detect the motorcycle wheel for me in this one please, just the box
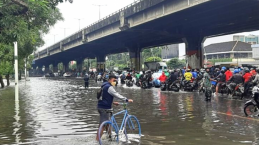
[244,104,258,117]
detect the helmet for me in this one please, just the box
[233,69,239,74]
[221,66,226,70]
[245,69,250,73]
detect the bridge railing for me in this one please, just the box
[36,0,171,57]
[36,0,143,57]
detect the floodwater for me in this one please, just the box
[0,78,259,145]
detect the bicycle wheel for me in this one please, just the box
[124,115,141,142]
[98,121,118,145]
[244,104,258,117]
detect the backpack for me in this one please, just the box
[97,87,103,100]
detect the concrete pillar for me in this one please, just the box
[63,61,70,72]
[129,48,141,71]
[183,36,206,69]
[76,59,84,73]
[97,55,106,72]
[53,62,58,73]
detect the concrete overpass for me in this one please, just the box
[33,0,259,72]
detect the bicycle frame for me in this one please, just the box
[111,109,129,133]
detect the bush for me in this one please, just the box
[145,57,162,62]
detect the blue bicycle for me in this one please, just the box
[98,103,141,145]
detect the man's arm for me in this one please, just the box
[108,86,128,101]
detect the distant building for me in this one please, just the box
[204,41,252,60]
[161,44,179,59]
[252,44,259,60]
[233,35,259,44]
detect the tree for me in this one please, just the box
[0,0,63,88]
[145,57,162,62]
[167,58,186,69]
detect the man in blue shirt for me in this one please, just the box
[96,74,133,141]
[192,69,198,79]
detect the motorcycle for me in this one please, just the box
[120,77,125,84]
[205,88,212,101]
[244,85,259,117]
[218,82,231,95]
[135,78,140,87]
[228,83,244,99]
[140,80,149,89]
[97,75,102,81]
[168,80,180,92]
[181,80,194,91]
[160,82,167,91]
[126,80,133,87]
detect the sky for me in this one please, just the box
[39,0,259,57]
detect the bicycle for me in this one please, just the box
[97,103,141,145]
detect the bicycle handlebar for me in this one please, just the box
[117,102,128,105]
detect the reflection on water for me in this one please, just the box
[0,78,259,144]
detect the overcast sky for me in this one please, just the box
[39,0,259,57]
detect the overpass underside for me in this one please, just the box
[34,0,259,71]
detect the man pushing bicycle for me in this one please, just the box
[96,74,133,141]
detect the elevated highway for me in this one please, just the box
[33,0,259,72]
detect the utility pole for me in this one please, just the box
[14,42,19,102]
[93,4,107,20]
[60,27,70,37]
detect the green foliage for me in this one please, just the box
[167,58,186,69]
[0,0,63,78]
[142,47,161,63]
[209,58,232,65]
[58,63,63,71]
[145,57,162,62]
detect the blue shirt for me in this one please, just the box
[192,72,198,79]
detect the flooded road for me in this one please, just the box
[0,77,259,145]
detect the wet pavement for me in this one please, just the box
[0,77,259,145]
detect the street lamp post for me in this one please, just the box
[74,18,84,31]
[52,34,58,43]
[93,4,107,20]
[60,27,70,37]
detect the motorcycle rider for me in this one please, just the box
[184,69,193,81]
[228,69,243,84]
[192,69,198,79]
[243,69,253,95]
[203,68,213,100]
[167,70,179,90]
[253,69,259,84]
[159,72,167,83]
[146,70,152,87]
[225,67,233,82]
[228,69,243,91]
[250,68,257,76]
[125,73,132,81]
[215,69,226,96]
